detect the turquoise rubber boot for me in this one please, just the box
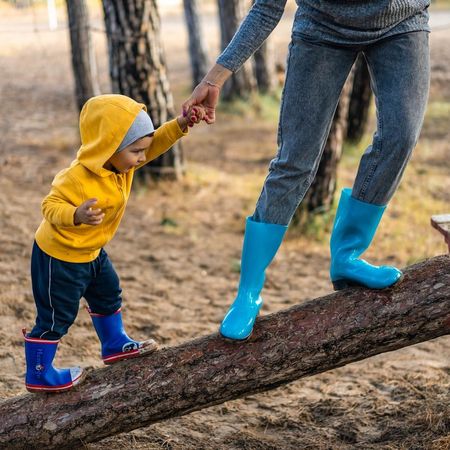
[330,188,402,290]
[220,217,287,341]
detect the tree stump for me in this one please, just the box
[431,214,450,252]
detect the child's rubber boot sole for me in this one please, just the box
[103,339,159,365]
[26,369,85,394]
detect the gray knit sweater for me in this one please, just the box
[217,0,430,72]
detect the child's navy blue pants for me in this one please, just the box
[29,241,122,340]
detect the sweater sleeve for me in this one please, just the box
[136,118,188,169]
[41,170,81,227]
[216,0,287,73]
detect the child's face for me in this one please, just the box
[105,135,153,173]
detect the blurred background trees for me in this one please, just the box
[102,0,184,180]
[183,0,209,88]
[347,54,373,143]
[66,0,100,112]
[217,0,256,101]
[4,0,375,226]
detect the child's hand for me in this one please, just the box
[177,105,206,131]
[74,198,105,226]
[186,105,205,127]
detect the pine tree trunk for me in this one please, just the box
[217,0,256,101]
[294,71,355,225]
[183,0,209,88]
[253,40,275,94]
[1,256,449,449]
[251,0,274,94]
[102,0,184,180]
[347,54,373,142]
[66,0,100,111]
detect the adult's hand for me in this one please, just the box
[182,64,232,125]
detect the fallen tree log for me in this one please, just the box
[1,255,449,449]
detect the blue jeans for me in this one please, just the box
[29,242,122,339]
[253,31,430,225]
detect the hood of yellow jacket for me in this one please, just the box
[76,94,146,177]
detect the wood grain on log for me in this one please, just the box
[1,255,449,449]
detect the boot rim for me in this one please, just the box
[23,335,60,344]
[86,306,122,317]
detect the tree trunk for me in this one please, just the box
[1,255,449,449]
[102,0,184,180]
[65,0,100,112]
[251,0,274,94]
[294,71,355,226]
[183,0,209,88]
[217,0,256,101]
[347,54,373,142]
[253,40,275,94]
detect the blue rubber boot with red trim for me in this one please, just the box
[88,309,158,364]
[23,330,83,393]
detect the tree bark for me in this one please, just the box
[253,40,275,94]
[294,71,354,225]
[251,0,274,94]
[66,0,100,111]
[1,255,449,449]
[183,0,209,88]
[217,0,256,101]
[102,0,184,180]
[346,54,373,142]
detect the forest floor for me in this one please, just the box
[0,2,449,449]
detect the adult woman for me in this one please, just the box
[183,0,430,341]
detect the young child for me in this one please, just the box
[24,94,204,393]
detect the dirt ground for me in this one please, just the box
[0,2,449,449]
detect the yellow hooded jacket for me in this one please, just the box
[35,94,187,263]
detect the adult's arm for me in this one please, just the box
[216,0,288,73]
[183,0,288,123]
